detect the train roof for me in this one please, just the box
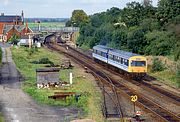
[109,48,139,59]
[93,45,110,52]
[93,45,140,59]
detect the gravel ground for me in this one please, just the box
[0,43,81,122]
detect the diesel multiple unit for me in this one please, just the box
[92,45,147,78]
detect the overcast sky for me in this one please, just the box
[0,0,158,18]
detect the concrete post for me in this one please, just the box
[70,72,73,84]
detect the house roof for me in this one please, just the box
[3,25,14,34]
[3,24,33,34]
[0,15,22,23]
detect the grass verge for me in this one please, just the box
[12,46,104,121]
[148,63,180,88]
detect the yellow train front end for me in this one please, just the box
[128,56,147,74]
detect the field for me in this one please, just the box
[11,47,104,121]
[28,22,66,28]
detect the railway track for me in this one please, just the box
[68,44,180,104]
[92,71,123,118]
[46,43,180,122]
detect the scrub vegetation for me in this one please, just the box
[12,47,104,121]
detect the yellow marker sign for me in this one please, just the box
[131,95,138,102]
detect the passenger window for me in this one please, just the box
[121,58,123,64]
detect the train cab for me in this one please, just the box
[128,56,147,73]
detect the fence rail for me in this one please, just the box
[30,27,79,32]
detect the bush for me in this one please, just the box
[31,57,54,66]
[151,58,166,72]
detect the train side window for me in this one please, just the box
[101,52,106,57]
[121,58,123,64]
[124,59,127,65]
[112,55,115,60]
[97,50,101,55]
[124,59,129,66]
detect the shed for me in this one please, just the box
[36,68,60,85]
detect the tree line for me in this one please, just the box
[66,0,180,61]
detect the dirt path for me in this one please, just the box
[0,43,81,122]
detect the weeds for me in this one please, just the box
[151,58,166,72]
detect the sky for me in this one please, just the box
[0,0,158,18]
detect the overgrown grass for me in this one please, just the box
[148,62,180,88]
[12,47,104,121]
[149,70,179,88]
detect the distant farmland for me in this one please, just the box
[28,22,66,28]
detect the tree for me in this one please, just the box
[70,10,90,26]
[127,28,147,54]
[143,0,152,7]
[157,0,180,25]
[121,2,145,26]
[145,30,176,55]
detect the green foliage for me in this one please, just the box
[31,57,55,67]
[71,1,179,59]
[8,34,19,45]
[26,46,38,56]
[157,0,180,25]
[127,28,147,54]
[70,10,90,27]
[151,58,166,72]
[145,30,177,55]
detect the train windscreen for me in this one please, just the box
[131,61,146,67]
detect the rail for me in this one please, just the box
[45,43,180,122]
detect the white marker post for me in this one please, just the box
[70,72,73,84]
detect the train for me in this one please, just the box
[92,45,147,79]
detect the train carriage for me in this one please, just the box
[92,45,109,63]
[108,49,147,74]
[92,45,147,79]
